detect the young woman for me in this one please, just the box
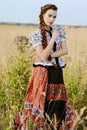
[16,4,76,130]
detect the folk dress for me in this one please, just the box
[20,27,76,130]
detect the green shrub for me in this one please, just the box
[2,53,32,129]
[64,64,87,109]
[64,64,87,129]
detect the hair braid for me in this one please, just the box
[39,4,57,60]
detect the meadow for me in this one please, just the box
[0,24,87,72]
[0,24,87,130]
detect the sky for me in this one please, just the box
[0,0,87,26]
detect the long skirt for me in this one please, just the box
[44,66,67,129]
[19,65,76,130]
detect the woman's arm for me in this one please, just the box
[35,31,60,61]
[51,42,68,58]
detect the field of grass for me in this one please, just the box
[0,24,37,73]
[0,24,87,130]
[0,24,87,87]
[0,24,87,71]
[66,26,87,68]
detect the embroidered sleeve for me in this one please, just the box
[52,27,66,44]
[59,28,66,42]
[29,29,42,48]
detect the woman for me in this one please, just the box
[18,4,76,130]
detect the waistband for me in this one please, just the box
[33,63,59,69]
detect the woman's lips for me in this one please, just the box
[49,22,53,24]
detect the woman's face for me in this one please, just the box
[43,9,57,27]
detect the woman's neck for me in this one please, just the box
[44,26,52,32]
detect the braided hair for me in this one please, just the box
[39,4,58,60]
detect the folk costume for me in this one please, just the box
[15,27,76,130]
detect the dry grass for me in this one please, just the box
[0,24,87,73]
[65,26,87,85]
[0,24,37,73]
[0,23,87,130]
[66,26,87,67]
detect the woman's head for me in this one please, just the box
[39,4,58,28]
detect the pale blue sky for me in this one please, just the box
[0,0,87,26]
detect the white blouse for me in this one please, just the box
[29,27,66,67]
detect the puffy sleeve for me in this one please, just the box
[29,29,42,48]
[59,28,66,42]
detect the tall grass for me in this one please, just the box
[0,24,87,129]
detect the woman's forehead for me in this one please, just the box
[45,9,57,16]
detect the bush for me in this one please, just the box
[1,53,32,129]
[64,64,87,109]
[64,65,87,129]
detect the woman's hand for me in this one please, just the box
[51,30,60,41]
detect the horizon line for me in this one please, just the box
[0,21,87,27]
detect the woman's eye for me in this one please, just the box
[48,14,52,17]
[53,16,56,19]
[48,14,56,19]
